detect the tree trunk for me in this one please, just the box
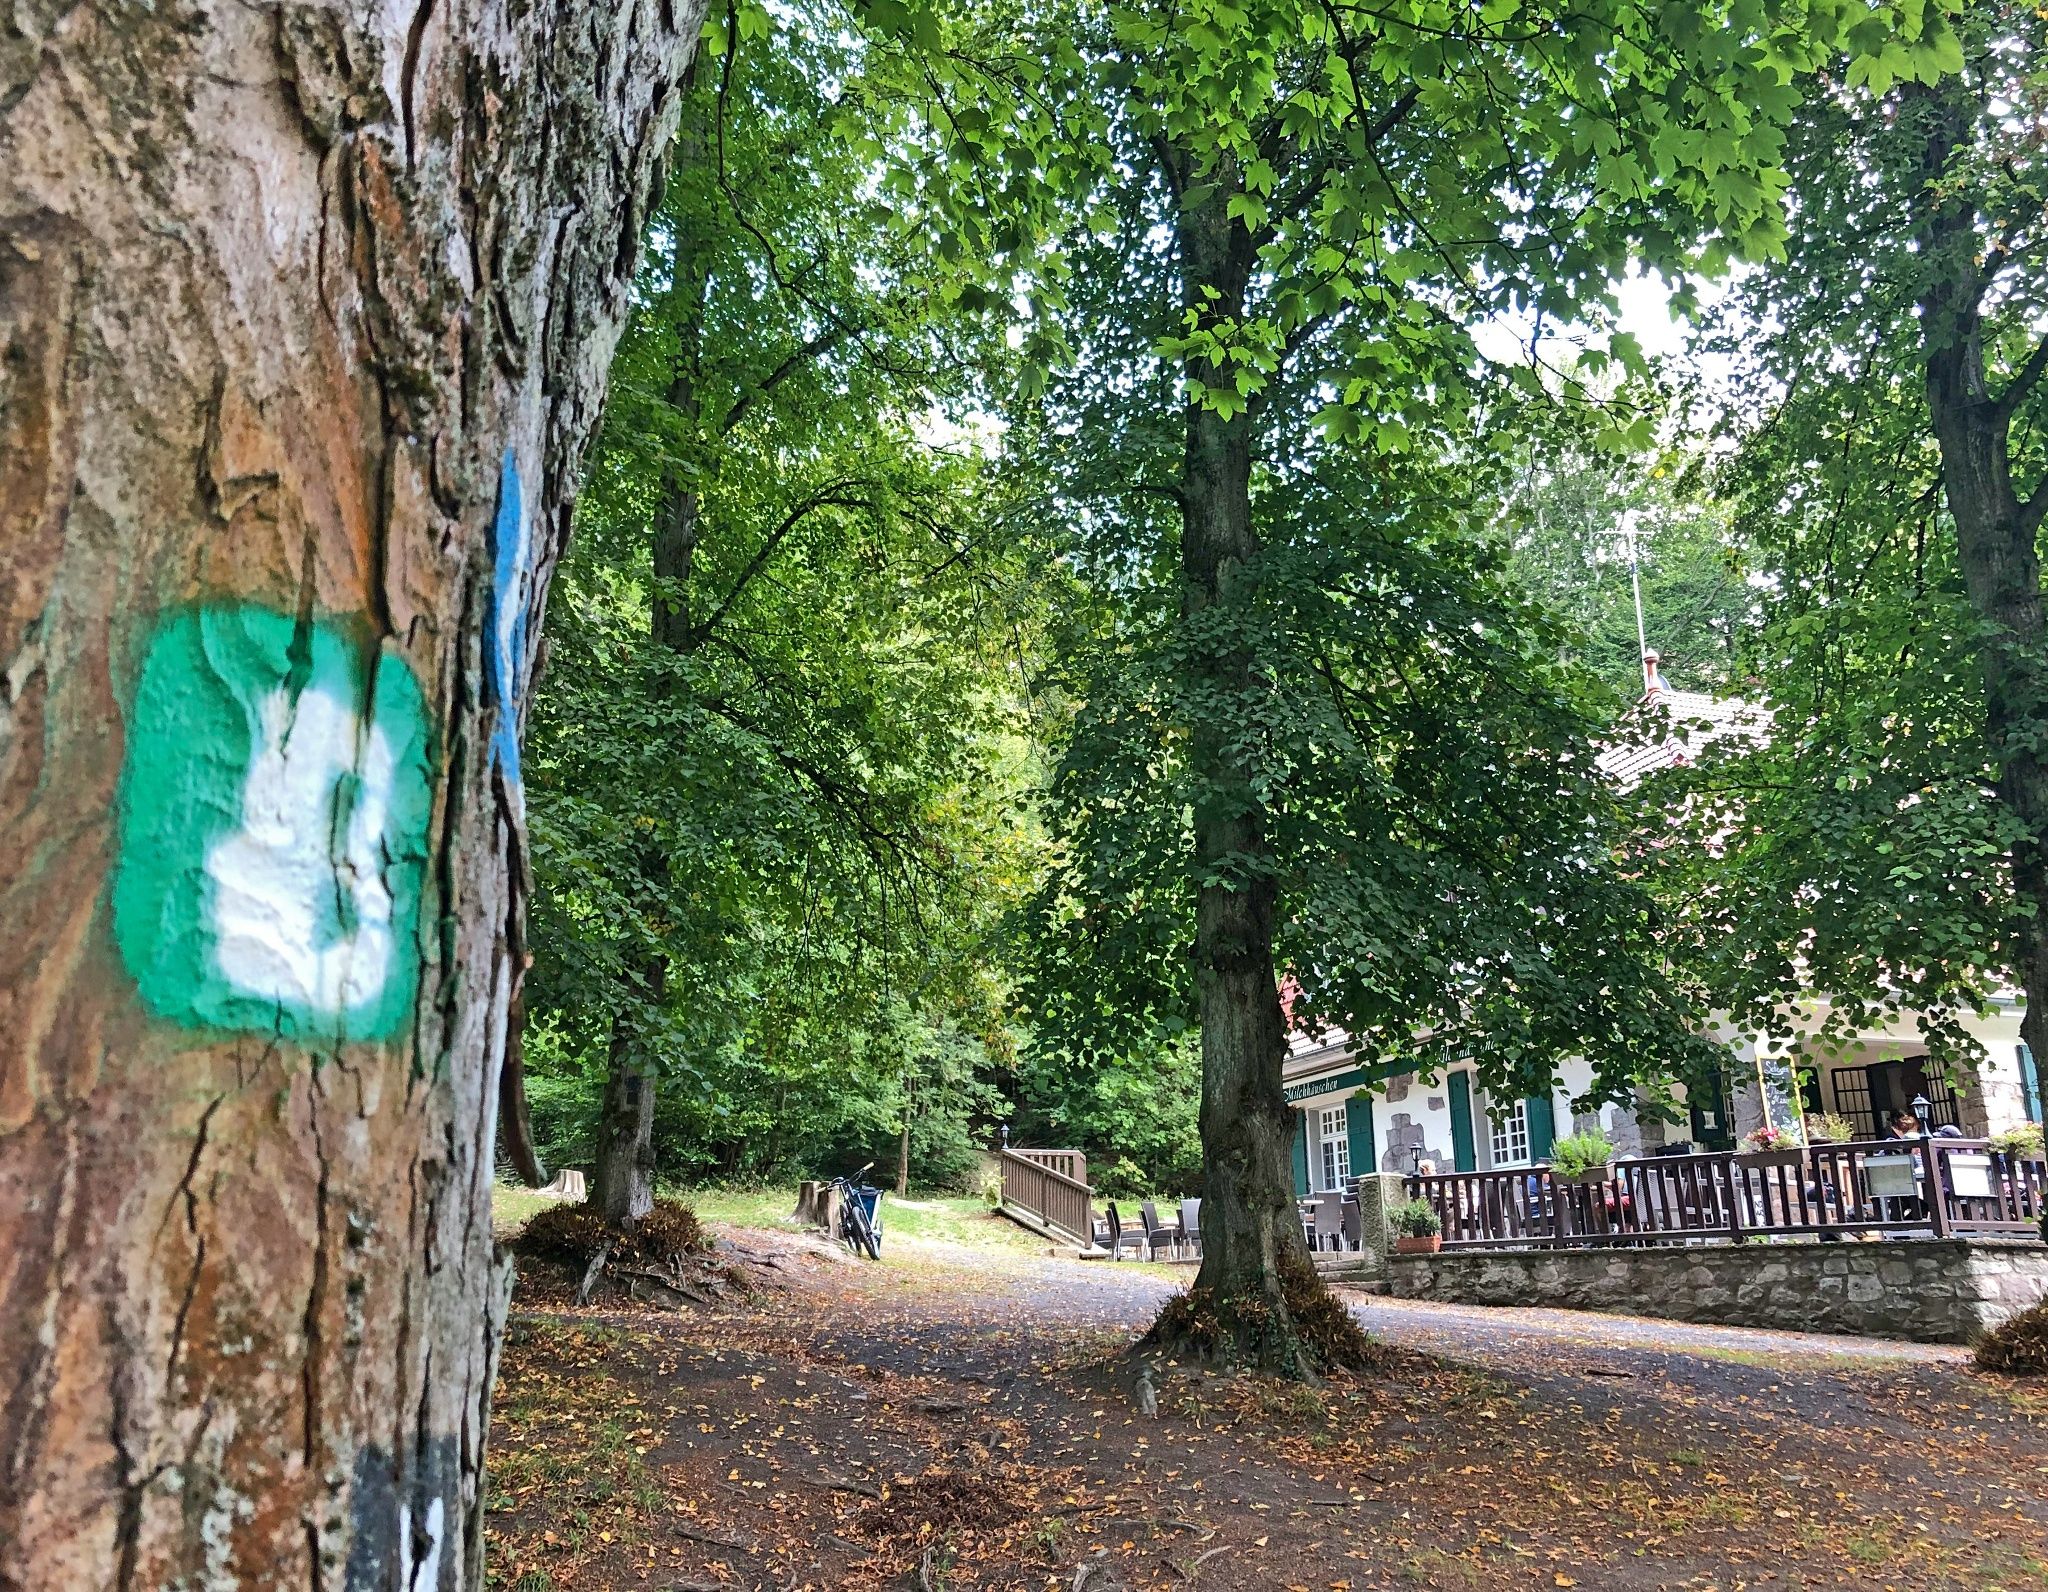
[0,0,704,1583]
[1910,79,2048,1070]
[589,132,707,1225]
[897,1090,913,1200]
[594,1002,661,1226]
[1158,159,1356,1376]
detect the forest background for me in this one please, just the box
[517,0,2042,1206]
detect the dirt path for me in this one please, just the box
[486,1220,2048,1592]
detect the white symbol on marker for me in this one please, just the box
[204,686,399,1016]
[400,1495,444,1591]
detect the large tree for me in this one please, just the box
[1667,0,2047,1066]
[0,0,701,1582]
[945,0,1953,1372]
[526,0,1049,1221]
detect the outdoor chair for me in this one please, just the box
[1102,1203,1146,1261]
[1139,1200,1179,1260]
[1309,1191,1348,1252]
[1340,1194,1363,1252]
[1176,1198,1202,1259]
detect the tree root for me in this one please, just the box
[1144,1250,1379,1378]
[573,1236,614,1306]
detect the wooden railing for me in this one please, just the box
[1407,1139,2047,1251]
[999,1147,1094,1246]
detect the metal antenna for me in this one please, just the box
[1621,508,1650,693]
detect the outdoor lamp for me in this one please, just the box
[1911,1094,1933,1135]
[1409,1147,1423,1175]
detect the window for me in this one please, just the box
[2022,1043,2041,1125]
[1318,1106,1350,1191]
[1490,1097,1530,1167]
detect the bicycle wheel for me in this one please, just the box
[846,1202,880,1260]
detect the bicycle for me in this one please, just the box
[828,1163,883,1259]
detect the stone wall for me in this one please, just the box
[1311,1173,1407,1281]
[1386,1239,2048,1343]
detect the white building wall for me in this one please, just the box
[1282,996,2039,1186]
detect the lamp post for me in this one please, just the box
[1911,1094,1933,1137]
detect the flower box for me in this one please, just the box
[1393,1234,1442,1256]
[1554,1166,1614,1186]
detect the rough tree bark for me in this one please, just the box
[1158,157,1351,1376]
[1909,76,2048,1070]
[0,0,704,1583]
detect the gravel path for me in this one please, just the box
[1346,1290,1972,1365]
[493,1223,2048,1591]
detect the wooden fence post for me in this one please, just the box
[1922,1137,1952,1238]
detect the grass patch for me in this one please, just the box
[484,1320,661,1586]
[492,1183,562,1239]
[1399,1548,1481,1587]
[676,1183,1053,1257]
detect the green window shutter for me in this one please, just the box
[1346,1092,1376,1180]
[1291,1109,1310,1198]
[1449,1072,1476,1172]
[1525,1093,1556,1162]
[2021,1044,2041,1125]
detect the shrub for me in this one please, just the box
[1992,1124,2044,1160]
[1974,1301,2048,1377]
[1387,1197,1441,1238]
[1549,1131,1614,1178]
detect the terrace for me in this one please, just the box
[1394,1134,2048,1342]
[1406,1135,2047,1249]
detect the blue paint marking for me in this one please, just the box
[484,447,529,784]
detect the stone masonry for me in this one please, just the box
[1386,1239,2048,1343]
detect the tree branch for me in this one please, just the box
[1993,332,2048,423]
[685,484,877,650]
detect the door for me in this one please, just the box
[1866,1058,1959,1132]
[1689,1066,1734,1150]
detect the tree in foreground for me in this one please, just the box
[949,0,1956,1375]
[0,0,701,1581]
[1663,0,2048,1073]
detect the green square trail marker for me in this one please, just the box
[112,606,436,1044]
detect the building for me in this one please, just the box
[1282,655,2045,1194]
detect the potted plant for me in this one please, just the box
[1804,1113,1854,1146]
[1388,1197,1443,1256]
[1736,1122,1807,1168]
[1992,1123,2044,1163]
[1549,1130,1615,1185]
